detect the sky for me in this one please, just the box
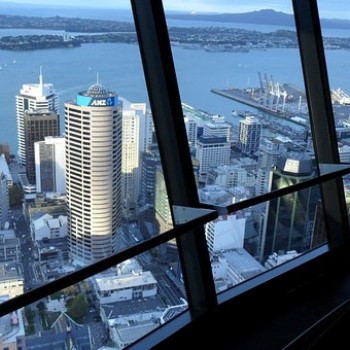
[1,0,350,19]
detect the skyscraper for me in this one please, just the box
[195,136,231,183]
[140,144,162,209]
[16,68,59,165]
[24,109,59,185]
[0,171,9,229]
[260,152,320,263]
[203,115,232,142]
[35,136,66,194]
[237,116,262,155]
[121,100,153,220]
[255,137,286,196]
[65,82,122,266]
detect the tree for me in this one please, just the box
[67,294,88,322]
[9,184,23,207]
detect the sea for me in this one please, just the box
[1,5,350,154]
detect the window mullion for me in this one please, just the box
[131,0,218,317]
[292,0,350,245]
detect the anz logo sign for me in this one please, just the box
[77,94,117,107]
[90,97,115,107]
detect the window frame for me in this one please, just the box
[1,0,350,348]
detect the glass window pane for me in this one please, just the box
[162,0,331,294]
[0,1,172,286]
[317,1,350,214]
[163,0,312,202]
[2,243,186,348]
[205,184,326,295]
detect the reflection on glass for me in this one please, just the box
[163,0,310,206]
[1,244,187,348]
[205,185,326,295]
[1,0,175,295]
[315,2,350,226]
[162,0,324,292]
[317,2,350,143]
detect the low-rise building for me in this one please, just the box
[0,230,20,263]
[0,262,24,299]
[0,296,25,350]
[95,271,157,304]
[31,213,67,241]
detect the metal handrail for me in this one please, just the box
[0,164,349,317]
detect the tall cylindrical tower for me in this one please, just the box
[65,82,122,265]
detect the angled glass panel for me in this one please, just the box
[0,243,186,349]
[163,1,312,202]
[0,1,172,290]
[203,183,326,295]
[161,0,328,291]
[317,1,350,216]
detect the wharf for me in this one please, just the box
[212,88,266,111]
[211,86,309,126]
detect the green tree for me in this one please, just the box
[9,184,23,207]
[67,294,88,322]
[63,284,79,296]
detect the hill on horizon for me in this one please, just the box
[166,9,350,30]
[1,4,350,31]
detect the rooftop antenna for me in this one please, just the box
[96,72,99,85]
[39,65,44,95]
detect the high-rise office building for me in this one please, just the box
[155,165,172,235]
[205,214,246,253]
[203,115,232,142]
[35,136,66,194]
[65,82,122,266]
[121,100,153,220]
[195,136,231,182]
[24,110,59,185]
[16,69,59,165]
[184,116,198,148]
[0,171,9,229]
[237,116,262,155]
[260,152,320,263]
[255,137,286,196]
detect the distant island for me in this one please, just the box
[166,9,350,30]
[2,9,350,31]
[1,10,350,51]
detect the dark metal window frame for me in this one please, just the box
[1,0,350,348]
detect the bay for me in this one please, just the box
[1,9,350,154]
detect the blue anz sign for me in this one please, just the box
[77,95,117,107]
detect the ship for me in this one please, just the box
[204,44,249,53]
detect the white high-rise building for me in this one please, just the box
[121,100,153,219]
[35,136,66,194]
[237,116,262,155]
[65,82,122,266]
[205,214,246,253]
[203,115,232,142]
[16,68,59,165]
[195,137,231,182]
[184,117,198,147]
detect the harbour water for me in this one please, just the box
[1,7,350,153]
